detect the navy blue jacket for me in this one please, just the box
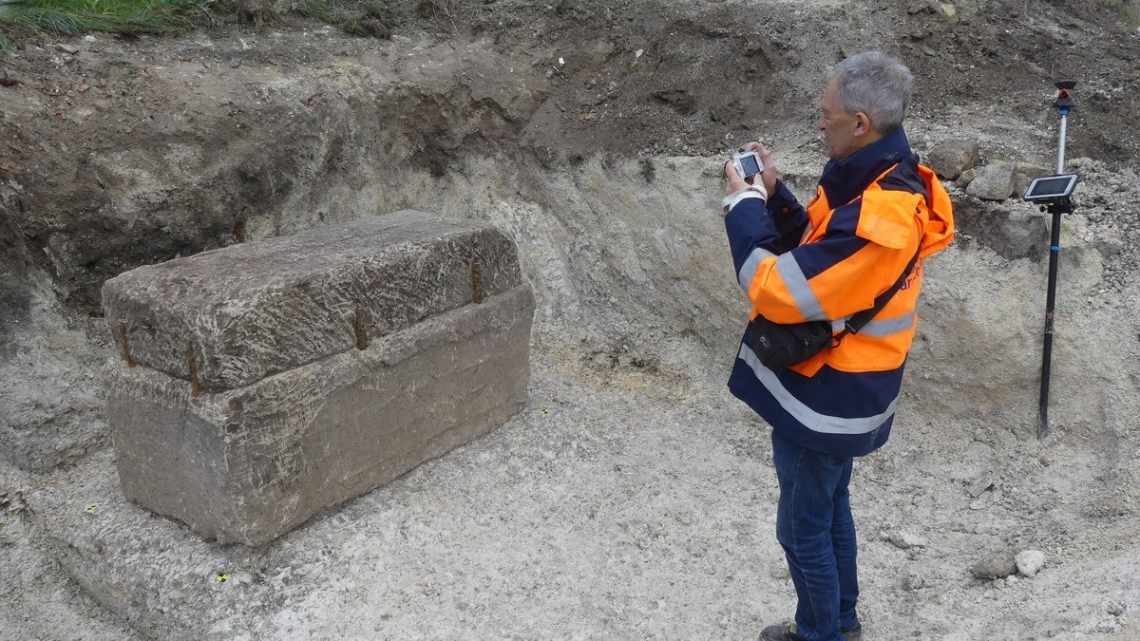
[724,128,954,457]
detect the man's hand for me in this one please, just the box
[721,157,768,217]
[741,142,780,196]
[723,159,751,195]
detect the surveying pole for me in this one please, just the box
[1030,81,1079,439]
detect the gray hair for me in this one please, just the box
[831,51,914,133]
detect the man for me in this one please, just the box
[719,51,955,641]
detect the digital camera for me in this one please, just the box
[733,151,764,183]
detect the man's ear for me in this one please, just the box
[854,111,873,136]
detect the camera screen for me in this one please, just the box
[1027,176,1076,198]
[739,155,761,177]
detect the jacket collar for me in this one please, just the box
[819,127,915,206]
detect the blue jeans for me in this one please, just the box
[772,431,860,641]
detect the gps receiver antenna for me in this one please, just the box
[1054,81,1075,173]
[1037,80,1077,439]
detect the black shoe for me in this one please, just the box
[759,622,804,641]
[759,621,862,641]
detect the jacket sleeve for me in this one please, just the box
[764,180,810,254]
[726,197,917,325]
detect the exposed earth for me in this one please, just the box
[2,1,1140,640]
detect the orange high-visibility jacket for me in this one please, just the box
[724,128,954,456]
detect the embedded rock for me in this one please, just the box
[971,552,1017,580]
[1016,550,1046,577]
[926,139,979,180]
[966,162,1016,201]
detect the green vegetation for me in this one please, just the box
[0,0,217,36]
[0,0,405,41]
[1124,2,1140,30]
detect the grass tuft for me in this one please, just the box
[0,0,211,36]
[1124,3,1140,30]
[0,0,407,45]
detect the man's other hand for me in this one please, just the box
[724,159,751,195]
[742,142,780,196]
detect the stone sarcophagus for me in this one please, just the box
[101,211,533,545]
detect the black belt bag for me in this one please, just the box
[744,250,920,370]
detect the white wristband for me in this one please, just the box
[721,184,768,215]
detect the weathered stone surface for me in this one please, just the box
[109,284,533,545]
[926,139,979,180]
[956,167,977,188]
[971,552,1017,580]
[1012,162,1053,200]
[966,162,1016,201]
[1016,549,1046,577]
[949,199,1048,262]
[103,212,534,545]
[101,210,523,392]
[884,530,929,550]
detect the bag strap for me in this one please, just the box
[838,247,921,337]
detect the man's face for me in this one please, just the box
[818,78,863,159]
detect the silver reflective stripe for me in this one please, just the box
[775,254,827,321]
[738,248,775,292]
[738,344,896,435]
[831,317,849,333]
[859,312,915,337]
